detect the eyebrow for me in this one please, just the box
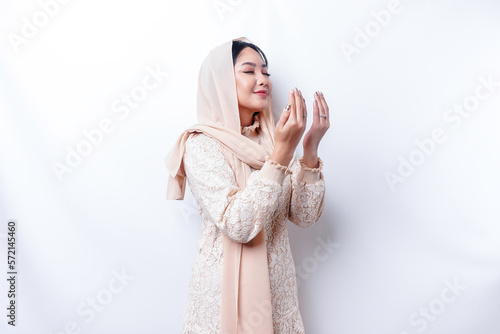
[239,62,267,68]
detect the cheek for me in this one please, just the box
[235,76,250,94]
[241,78,253,92]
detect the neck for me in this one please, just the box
[240,111,258,127]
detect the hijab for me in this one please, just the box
[164,37,275,333]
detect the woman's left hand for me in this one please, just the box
[302,91,330,168]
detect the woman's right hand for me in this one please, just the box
[270,88,307,166]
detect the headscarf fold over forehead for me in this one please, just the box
[164,37,274,333]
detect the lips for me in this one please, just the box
[254,90,268,97]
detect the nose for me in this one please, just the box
[257,72,269,86]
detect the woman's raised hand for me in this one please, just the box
[270,89,330,168]
[270,88,308,167]
[302,91,330,168]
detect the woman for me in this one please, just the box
[165,37,330,333]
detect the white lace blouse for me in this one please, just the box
[181,117,326,333]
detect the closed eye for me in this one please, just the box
[243,71,271,77]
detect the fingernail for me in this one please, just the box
[290,89,294,95]
[294,87,298,92]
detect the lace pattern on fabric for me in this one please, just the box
[182,132,326,333]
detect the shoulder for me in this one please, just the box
[184,132,228,169]
[183,133,237,184]
[184,133,226,165]
[185,132,222,154]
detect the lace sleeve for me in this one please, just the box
[287,156,326,228]
[183,133,286,243]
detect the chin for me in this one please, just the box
[253,101,269,111]
[241,98,269,113]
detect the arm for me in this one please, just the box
[183,133,287,243]
[288,155,326,228]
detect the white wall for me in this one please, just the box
[1,0,499,333]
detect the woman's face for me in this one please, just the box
[233,47,272,120]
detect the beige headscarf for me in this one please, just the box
[164,37,275,333]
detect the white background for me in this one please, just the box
[1,0,499,333]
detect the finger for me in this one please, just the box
[299,89,306,115]
[318,91,329,119]
[287,88,297,124]
[301,94,307,129]
[278,103,292,128]
[295,88,304,126]
[316,92,325,119]
[302,92,307,121]
[313,91,320,124]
